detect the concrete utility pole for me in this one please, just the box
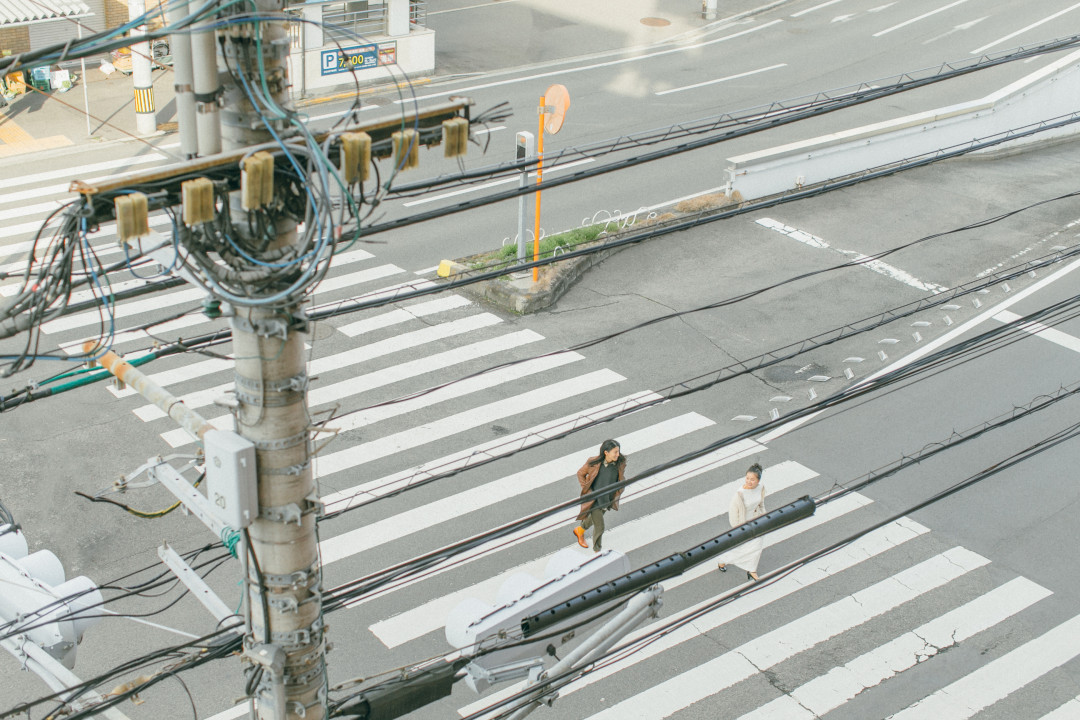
[127,0,156,136]
[216,3,326,719]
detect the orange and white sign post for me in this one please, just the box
[532,84,570,282]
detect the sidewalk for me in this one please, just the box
[0,0,780,159]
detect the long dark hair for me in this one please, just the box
[589,438,626,467]
[747,462,763,480]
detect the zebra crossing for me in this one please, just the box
[2,154,1078,720]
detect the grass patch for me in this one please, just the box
[496,221,618,263]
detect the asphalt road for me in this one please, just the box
[2,1,1080,719]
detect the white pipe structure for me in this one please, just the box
[190,12,221,156]
[506,586,665,720]
[127,0,157,136]
[166,0,198,157]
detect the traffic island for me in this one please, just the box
[437,191,742,314]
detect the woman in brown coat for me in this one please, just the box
[572,439,627,552]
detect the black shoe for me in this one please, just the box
[747,571,759,581]
[717,563,727,573]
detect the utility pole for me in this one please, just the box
[127,0,156,136]
[216,2,326,719]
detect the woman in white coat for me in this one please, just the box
[717,463,766,581]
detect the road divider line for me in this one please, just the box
[656,63,786,96]
[396,20,783,104]
[758,245,1080,443]
[970,2,1080,55]
[994,310,1080,354]
[872,0,971,37]
[791,0,843,17]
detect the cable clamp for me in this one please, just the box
[270,617,323,650]
[267,595,299,613]
[231,315,290,341]
[260,460,310,477]
[262,563,320,590]
[249,429,309,451]
[257,496,319,525]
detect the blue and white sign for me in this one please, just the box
[320,44,378,76]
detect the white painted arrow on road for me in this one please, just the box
[924,17,985,44]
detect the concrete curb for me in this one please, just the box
[438,192,742,315]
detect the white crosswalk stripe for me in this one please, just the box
[5,162,1076,720]
[582,548,991,720]
[740,577,1053,719]
[372,460,825,648]
[344,439,767,612]
[888,613,1080,719]
[459,517,933,717]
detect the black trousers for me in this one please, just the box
[581,507,607,551]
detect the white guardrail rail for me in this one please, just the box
[726,48,1080,201]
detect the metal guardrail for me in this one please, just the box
[287,0,426,49]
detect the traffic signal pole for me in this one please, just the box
[215,3,326,719]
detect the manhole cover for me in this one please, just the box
[640,17,671,27]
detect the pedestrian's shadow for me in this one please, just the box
[0,89,47,124]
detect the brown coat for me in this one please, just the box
[576,456,625,521]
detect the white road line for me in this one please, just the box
[1042,695,1080,719]
[472,125,506,136]
[414,265,440,275]
[0,153,165,192]
[970,2,1080,55]
[791,0,843,17]
[305,105,379,122]
[401,158,595,207]
[61,313,217,356]
[312,263,403,293]
[584,548,989,720]
[397,21,784,104]
[309,278,436,312]
[42,286,209,336]
[756,218,948,292]
[427,0,525,15]
[318,412,712,564]
[1,276,150,300]
[314,368,628,478]
[135,328,537,421]
[320,390,663,512]
[872,0,971,37]
[741,577,1052,719]
[201,704,247,720]
[1,213,171,252]
[889,613,1080,719]
[328,351,584,434]
[127,309,500,403]
[655,63,787,96]
[758,253,1080,443]
[158,313,505,443]
[0,199,75,222]
[348,440,764,611]
[337,295,470,336]
[994,310,1080,354]
[373,460,822,648]
[459,517,931,717]
[329,248,374,266]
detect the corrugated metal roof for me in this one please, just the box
[0,0,91,26]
